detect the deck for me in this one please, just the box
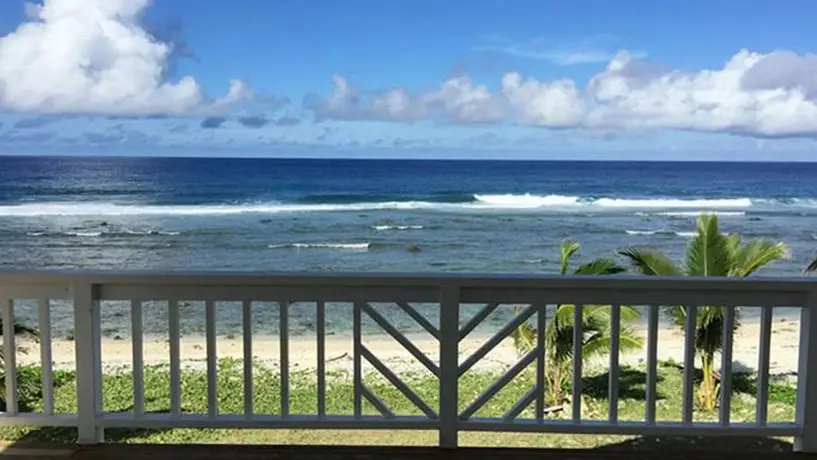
[0,440,812,460]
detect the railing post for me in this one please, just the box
[74,282,103,444]
[438,285,459,449]
[795,292,817,452]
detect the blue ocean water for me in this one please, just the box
[1,156,816,276]
[2,156,815,336]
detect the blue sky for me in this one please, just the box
[1,0,817,159]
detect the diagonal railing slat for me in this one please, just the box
[360,345,438,419]
[503,388,537,422]
[459,303,499,341]
[361,386,395,419]
[460,349,538,420]
[361,302,440,377]
[458,304,538,377]
[395,301,440,340]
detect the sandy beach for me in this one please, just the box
[16,318,801,376]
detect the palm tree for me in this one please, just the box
[618,214,788,410]
[512,241,643,406]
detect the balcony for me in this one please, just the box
[0,271,815,458]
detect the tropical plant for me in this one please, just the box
[512,241,643,406]
[805,256,817,274]
[618,214,788,410]
[0,318,39,409]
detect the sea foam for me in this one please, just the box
[0,195,810,216]
[269,243,371,250]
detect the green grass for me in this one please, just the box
[0,359,798,450]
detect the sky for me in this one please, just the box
[1,0,817,160]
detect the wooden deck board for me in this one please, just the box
[64,445,816,460]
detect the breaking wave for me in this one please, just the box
[268,243,371,250]
[1,195,815,216]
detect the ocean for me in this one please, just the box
[0,156,814,337]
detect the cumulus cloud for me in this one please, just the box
[309,49,817,137]
[306,75,504,123]
[0,0,251,116]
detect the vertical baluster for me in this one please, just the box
[608,304,621,423]
[242,300,253,418]
[535,304,546,422]
[3,299,17,415]
[756,305,773,425]
[645,305,659,424]
[279,300,289,418]
[168,300,181,418]
[438,287,460,448]
[205,300,217,418]
[131,299,144,417]
[719,305,736,426]
[38,298,54,415]
[572,304,584,423]
[316,301,326,418]
[353,301,362,418]
[682,305,698,424]
[74,283,102,444]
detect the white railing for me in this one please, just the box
[0,272,816,451]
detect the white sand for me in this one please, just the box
[16,318,801,376]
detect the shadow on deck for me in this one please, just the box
[1,437,813,460]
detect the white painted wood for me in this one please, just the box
[73,283,102,444]
[361,386,394,419]
[458,304,537,376]
[795,292,817,452]
[535,304,546,422]
[2,298,17,416]
[572,304,584,423]
[396,301,439,340]
[609,304,620,423]
[205,300,217,418]
[683,305,698,425]
[361,302,439,377]
[360,345,436,419]
[460,349,537,420]
[756,304,773,426]
[37,298,54,416]
[168,299,181,419]
[131,299,144,417]
[719,305,735,426]
[241,300,253,418]
[316,301,326,418]
[0,272,815,447]
[503,388,536,422]
[645,304,659,424]
[438,285,460,449]
[353,301,362,419]
[279,300,289,418]
[459,303,498,340]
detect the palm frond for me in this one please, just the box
[560,240,581,275]
[574,258,627,276]
[685,215,731,277]
[731,239,788,277]
[617,247,682,276]
[807,255,817,274]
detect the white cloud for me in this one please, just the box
[478,35,646,66]
[309,75,503,123]
[0,0,249,116]
[312,49,817,138]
